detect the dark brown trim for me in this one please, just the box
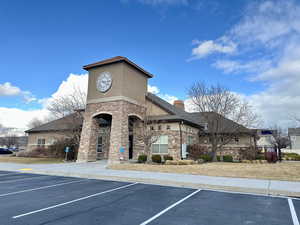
[83,56,153,78]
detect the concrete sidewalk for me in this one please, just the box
[0,161,299,197]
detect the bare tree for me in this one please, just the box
[46,86,86,152]
[27,117,47,129]
[188,82,259,161]
[136,118,160,161]
[47,85,86,119]
[1,134,18,148]
[270,126,290,161]
[133,105,160,161]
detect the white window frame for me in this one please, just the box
[37,138,46,147]
[151,135,169,154]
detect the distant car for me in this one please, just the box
[0,148,13,154]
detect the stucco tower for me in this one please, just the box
[77,56,153,164]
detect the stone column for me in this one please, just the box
[77,113,98,162]
[108,105,129,164]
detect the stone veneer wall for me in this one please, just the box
[77,100,145,164]
[197,144,255,160]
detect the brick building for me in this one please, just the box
[25,56,256,164]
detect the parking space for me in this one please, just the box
[0,171,299,225]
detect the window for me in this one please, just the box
[158,125,161,130]
[152,135,168,154]
[150,126,154,130]
[97,136,103,153]
[37,138,45,147]
[166,125,171,130]
[187,135,194,145]
[235,137,239,143]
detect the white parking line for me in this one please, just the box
[0,173,18,177]
[0,175,46,184]
[140,189,201,225]
[13,182,138,219]
[0,180,86,197]
[288,198,300,225]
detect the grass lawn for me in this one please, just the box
[0,156,63,164]
[110,162,300,182]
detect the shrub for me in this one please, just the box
[165,160,178,165]
[223,155,233,162]
[165,160,194,165]
[199,154,212,162]
[283,153,299,158]
[17,147,52,158]
[216,156,221,162]
[239,146,259,160]
[138,154,147,163]
[178,160,195,165]
[293,155,300,161]
[256,154,265,160]
[163,155,173,161]
[47,139,78,160]
[187,144,209,160]
[152,155,162,163]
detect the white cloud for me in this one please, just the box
[191,0,300,128]
[213,59,272,74]
[0,82,21,96]
[191,39,236,59]
[159,94,177,104]
[148,84,177,103]
[0,82,37,104]
[41,73,88,108]
[147,84,160,95]
[0,73,88,131]
[0,107,49,131]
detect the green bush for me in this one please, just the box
[294,155,300,161]
[199,154,212,162]
[216,156,221,162]
[152,155,162,163]
[138,154,147,163]
[284,153,299,158]
[256,154,265,160]
[223,155,233,162]
[163,155,173,161]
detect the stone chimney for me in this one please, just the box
[173,100,185,111]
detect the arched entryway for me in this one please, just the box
[93,113,112,160]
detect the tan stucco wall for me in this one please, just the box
[26,131,70,151]
[87,62,148,106]
[146,99,170,116]
[123,63,148,105]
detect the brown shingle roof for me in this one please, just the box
[83,56,154,78]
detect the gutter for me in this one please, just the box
[179,121,183,160]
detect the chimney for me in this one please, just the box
[173,100,185,111]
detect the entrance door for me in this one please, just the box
[96,136,103,160]
[129,135,133,159]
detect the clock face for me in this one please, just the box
[96,72,112,93]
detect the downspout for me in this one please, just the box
[179,121,183,160]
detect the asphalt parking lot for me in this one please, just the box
[0,170,299,225]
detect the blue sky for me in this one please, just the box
[1,0,300,130]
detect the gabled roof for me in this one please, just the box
[26,93,252,134]
[25,113,82,133]
[189,112,252,134]
[146,93,204,128]
[83,56,154,78]
[288,128,300,136]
